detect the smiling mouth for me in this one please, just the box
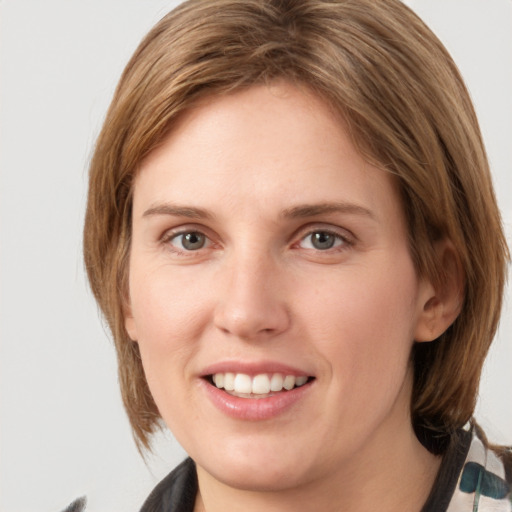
[205,372,315,399]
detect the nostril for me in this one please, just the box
[212,287,291,340]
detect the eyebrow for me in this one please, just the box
[281,202,375,220]
[142,203,214,220]
[142,201,375,221]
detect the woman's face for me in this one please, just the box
[126,83,434,491]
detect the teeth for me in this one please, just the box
[213,373,224,388]
[270,373,283,392]
[223,372,235,391]
[210,372,309,395]
[234,373,252,394]
[295,375,308,386]
[252,374,271,394]
[283,375,295,390]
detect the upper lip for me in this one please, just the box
[200,360,313,378]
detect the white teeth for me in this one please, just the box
[211,372,309,395]
[270,373,284,392]
[213,373,224,388]
[295,375,308,387]
[252,374,271,394]
[283,375,296,390]
[223,372,235,391]
[234,373,252,394]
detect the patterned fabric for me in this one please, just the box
[447,429,511,511]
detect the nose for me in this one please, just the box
[213,250,290,341]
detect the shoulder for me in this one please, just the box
[139,457,198,512]
[446,426,511,511]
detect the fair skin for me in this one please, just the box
[125,82,455,512]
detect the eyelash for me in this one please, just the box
[296,229,353,252]
[160,226,354,256]
[161,229,213,255]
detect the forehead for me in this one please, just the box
[133,82,402,224]
[140,82,347,170]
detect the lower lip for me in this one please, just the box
[200,379,313,421]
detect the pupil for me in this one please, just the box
[183,232,205,250]
[312,232,334,250]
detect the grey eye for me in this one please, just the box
[299,231,344,251]
[310,232,336,250]
[174,232,206,250]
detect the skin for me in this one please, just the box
[125,82,449,511]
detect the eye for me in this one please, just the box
[299,230,346,250]
[169,231,209,251]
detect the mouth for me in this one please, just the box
[204,372,315,399]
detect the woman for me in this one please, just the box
[82,0,510,510]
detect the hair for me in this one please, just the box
[83,0,509,453]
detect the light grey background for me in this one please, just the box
[0,1,510,511]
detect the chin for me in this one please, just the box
[194,437,317,492]
[205,458,310,492]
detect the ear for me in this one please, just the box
[414,239,464,342]
[124,303,138,342]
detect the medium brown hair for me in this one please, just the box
[83,0,509,451]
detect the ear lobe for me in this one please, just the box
[124,306,138,342]
[414,239,464,342]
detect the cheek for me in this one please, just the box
[127,264,214,405]
[129,263,208,347]
[301,258,420,390]
[128,267,211,431]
